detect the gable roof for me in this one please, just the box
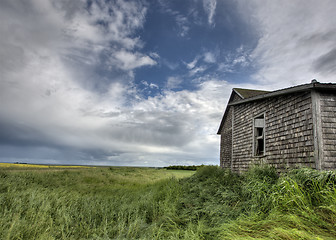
[229,81,336,106]
[216,87,270,135]
[233,88,270,99]
[217,81,336,134]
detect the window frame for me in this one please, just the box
[253,113,266,157]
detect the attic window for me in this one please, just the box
[253,114,265,156]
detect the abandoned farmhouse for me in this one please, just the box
[217,80,336,172]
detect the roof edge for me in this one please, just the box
[228,82,336,106]
[232,88,245,99]
[217,105,230,134]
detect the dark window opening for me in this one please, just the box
[254,115,265,156]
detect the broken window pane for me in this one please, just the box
[254,115,265,156]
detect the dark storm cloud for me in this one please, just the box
[312,48,336,75]
[0,119,48,147]
[300,31,336,47]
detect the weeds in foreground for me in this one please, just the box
[0,166,335,239]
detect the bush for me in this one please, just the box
[164,165,205,171]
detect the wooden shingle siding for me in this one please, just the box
[265,92,315,170]
[219,93,243,168]
[320,92,336,169]
[232,92,315,172]
[220,107,232,168]
[219,92,244,168]
[232,112,252,171]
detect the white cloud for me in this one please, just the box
[149,52,160,59]
[215,46,251,73]
[189,66,207,76]
[184,51,216,76]
[162,59,179,70]
[232,56,247,66]
[89,0,147,49]
[186,57,199,69]
[141,80,159,90]
[175,14,190,37]
[141,80,149,87]
[217,63,234,73]
[186,57,198,69]
[128,79,231,165]
[203,0,217,26]
[238,0,336,89]
[158,0,190,37]
[204,51,216,63]
[113,50,157,71]
[166,76,183,90]
[149,83,159,89]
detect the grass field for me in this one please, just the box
[0,164,335,239]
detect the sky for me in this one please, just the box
[1,0,336,167]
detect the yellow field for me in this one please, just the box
[0,162,93,169]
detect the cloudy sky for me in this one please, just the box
[1,0,336,166]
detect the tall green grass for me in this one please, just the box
[0,166,335,239]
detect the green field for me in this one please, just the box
[0,165,335,239]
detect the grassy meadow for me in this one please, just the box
[0,164,335,239]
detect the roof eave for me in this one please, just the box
[228,82,336,106]
[217,105,230,134]
[217,90,242,134]
[232,88,245,99]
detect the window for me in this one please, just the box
[253,114,265,156]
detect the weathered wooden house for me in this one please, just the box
[217,80,336,172]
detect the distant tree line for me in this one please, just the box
[164,165,205,171]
